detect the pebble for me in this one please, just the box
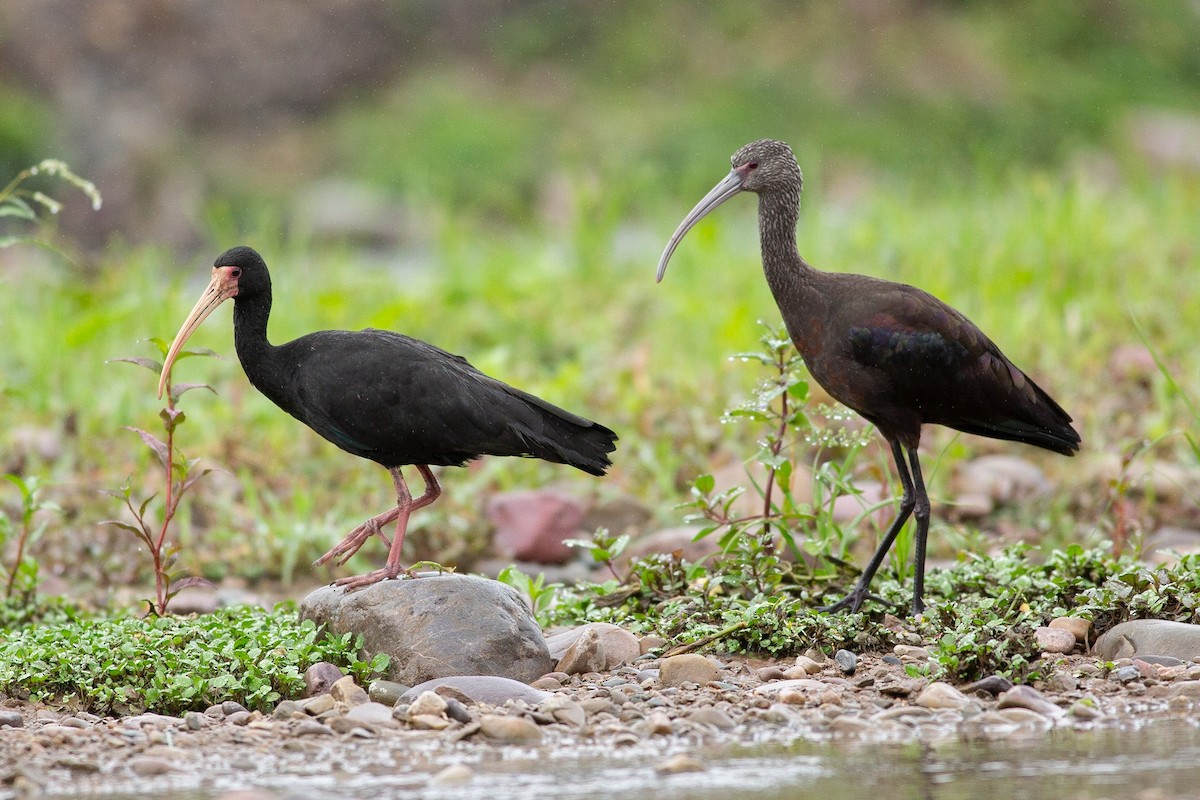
[661,654,718,688]
[1168,680,1200,698]
[301,694,336,716]
[0,711,25,728]
[445,698,472,723]
[639,635,668,655]
[184,712,205,731]
[655,754,704,774]
[410,714,451,731]
[892,645,930,661]
[834,650,857,675]
[1034,626,1077,654]
[330,676,369,707]
[271,701,304,720]
[345,702,398,728]
[407,691,448,718]
[1042,671,1078,693]
[996,707,1053,728]
[829,715,872,735]
[304,662,345,697]
[915,682,971,710]
[1114,665,1143,684]
[479,714,543,744]
[962,675,1014,696]
[293,720,334,736]
[368,680,409,706]
[646,711,673,735]
[757,666,786,681]
[793,655,824,674]
[580,697,617,716]
[997,685,1063,717]
[549,623,641,674]
[128,756,178,776]
[221,701,249,716]
[539,696,586,727]
[687,707,736,730]
[1048,616,1093,644]
[430,764,475,786]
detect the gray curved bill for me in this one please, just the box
[655,169,744,283]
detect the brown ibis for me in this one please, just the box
[159,246,617,590]
[656,139,1080,615]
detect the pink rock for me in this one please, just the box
[1034,626,1077,654]
[486,490,587,564]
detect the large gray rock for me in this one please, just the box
[300,575,554,685]
[1094,619,1200,661]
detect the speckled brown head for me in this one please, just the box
[656,139,803,282]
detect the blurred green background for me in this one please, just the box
[0,0,1198,597]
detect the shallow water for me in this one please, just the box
[94,718,1200,800]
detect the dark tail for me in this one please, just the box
[522,417,618,476]
[958,377,1081,457]
[501,384,618,475]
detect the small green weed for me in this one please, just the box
[0,474,60,598]
[0,604,388,715]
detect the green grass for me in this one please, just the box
[0,601,387,715]
[539,543,1200,683]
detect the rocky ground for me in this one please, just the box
[3,616,1200,800]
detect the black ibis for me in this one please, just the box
[656,139,1080,615]
[158,246,617,590]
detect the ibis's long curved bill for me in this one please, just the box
[157,266,240,398]
[655,169,745,283]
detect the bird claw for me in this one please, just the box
[820,587,887,614]
[331,565,419,592]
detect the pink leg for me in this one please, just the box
[331,465,442,590]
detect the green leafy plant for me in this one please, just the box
[0,475,61,598]
[104,339,220,615]
[564,527,630,582]
[679,324,875,582]
[497,565,564,626]
[0,159,101,250]
[0,604,389,715]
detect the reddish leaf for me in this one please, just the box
[172,383,216,399]
[126,427,169,467]
[166,576,215,603]
[159,408,185,433]
[107,356,163,372]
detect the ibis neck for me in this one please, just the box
[757,188,819,298]
[232,291,281,389]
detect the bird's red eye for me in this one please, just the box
[747,162,758,170]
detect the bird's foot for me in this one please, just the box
[331,564,417,592]
[820,586,886,614]
[313,516,392,568]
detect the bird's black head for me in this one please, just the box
[213,245,270,300]
[730,139,803,194]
